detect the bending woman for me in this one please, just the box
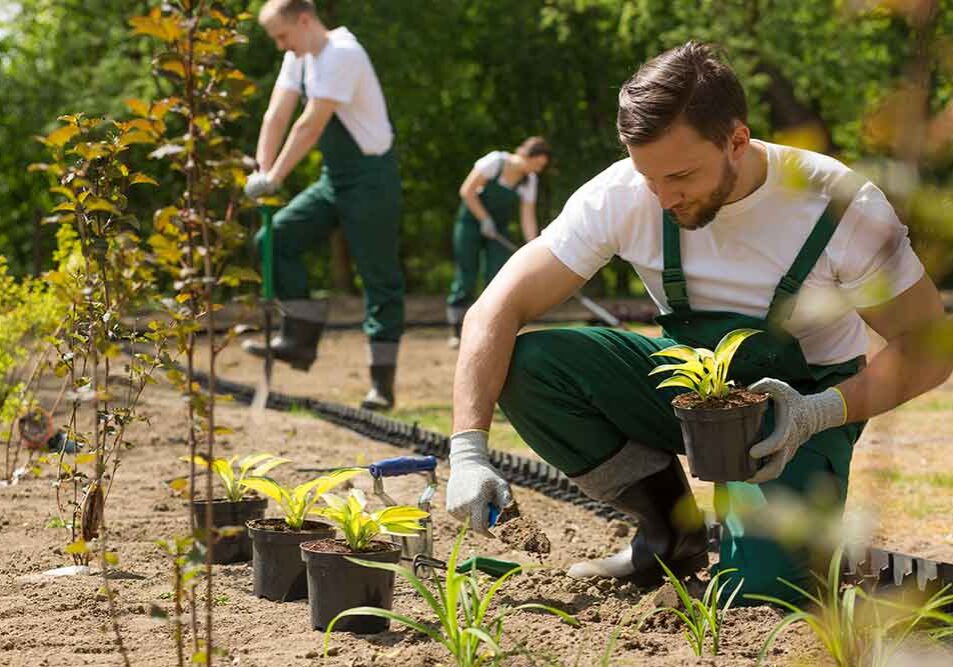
[446,136,551,347]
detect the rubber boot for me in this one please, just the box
[447,322,462,349]
[361,365,395,411]
[567,456,709,586]
[242,299,328,371]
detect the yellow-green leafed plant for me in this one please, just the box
[240,469,362,531]
[747,546,953,667]
[649,328,761,400]
[181,453,291,503]
[311,488,428,552]
[324,523,578,665]
[638,557,743,656]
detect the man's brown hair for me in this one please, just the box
[617,42,747,147]
[260,0,317,21]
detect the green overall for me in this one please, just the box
[446,160,521,322]
[498,203,866,603]
[256,115,404,343]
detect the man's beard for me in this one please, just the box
[672,158,738,230]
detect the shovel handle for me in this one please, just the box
[259,206,275,301]
[369,455,437,478]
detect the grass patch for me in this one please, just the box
[870,468,953,489]
[896,395,953,412]
[390,404,531,454]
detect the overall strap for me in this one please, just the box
[766,174,865,323]
[661,210,691,313]
[494,153,527,189]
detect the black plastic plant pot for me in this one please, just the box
[300,539,401,634]
[190,496,267,564]
[673,392,769,482]
[247,518,334,602]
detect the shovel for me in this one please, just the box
[251,206,275,412]
[491,234,622,328]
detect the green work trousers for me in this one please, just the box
[497,327,864,602]
[256,156,404,343]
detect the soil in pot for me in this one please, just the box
[672,389,769,482]
[300,538,401,634]
[190,496,267,564]
[247,518,334,602]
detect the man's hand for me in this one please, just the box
[746,378,847,484]
[244,171,277,199]
[479,216,499,240]
[445,430,512,536]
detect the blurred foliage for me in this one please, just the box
[2,0,953,292]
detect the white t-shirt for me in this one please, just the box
[274,27,393,155]
[542,140,925,365]
[474,151,538,203]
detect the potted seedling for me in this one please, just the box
[241,469,361,601]
[181,453,290,564]
[302,487,428,634]
[649,328,766,481]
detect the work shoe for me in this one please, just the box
[242,299,328,371]
[567,456,709,586]
[447,322,462,349]
[361,365,395,411]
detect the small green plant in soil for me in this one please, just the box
[180,453,289,502]
[240,469,362,531]
[649,328,761,400]
[746,546,953,667]
[311,487,428,551]
[323,523,578,665]
[638,557,743,657]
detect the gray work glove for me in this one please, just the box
[244,171,277,199]
[479,216,499,240]
[746,378,847,484]
[445,429,513,536]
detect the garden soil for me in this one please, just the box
[1,308,951,666]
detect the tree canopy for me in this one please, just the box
[2,0,951,290]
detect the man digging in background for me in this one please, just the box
[445,42,952,601]
[243,0,404,410]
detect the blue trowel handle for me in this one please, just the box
[369,456,437,478]
[488,503,500,528]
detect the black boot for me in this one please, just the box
[242,299,327,371]
[361,365,395,411]
[567,456,709,586]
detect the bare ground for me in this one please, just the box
[1,310,951,666]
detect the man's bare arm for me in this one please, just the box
[266,97,338,184]
[839,274,952,422]
[452,240,586,433]
[256,87,300,172]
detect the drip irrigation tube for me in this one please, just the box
[195,370,953,594]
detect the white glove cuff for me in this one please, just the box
[816,387,848,430]
[449,429,490,465]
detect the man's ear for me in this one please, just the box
[729,122,750,159]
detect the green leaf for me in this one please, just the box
[713,329,761,383]
[656,375,698,392]
[129,173,159,186]
[650,345,701,362]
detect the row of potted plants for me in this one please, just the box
[182,454,427,633]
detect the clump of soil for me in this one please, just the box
[672,388,768,410]
[300,538,396,555]
[495,501,551,556]
[246,517,332,533]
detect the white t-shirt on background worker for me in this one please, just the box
[275,26,393,155]
[542,140,924,366]
[473,151,539,203]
